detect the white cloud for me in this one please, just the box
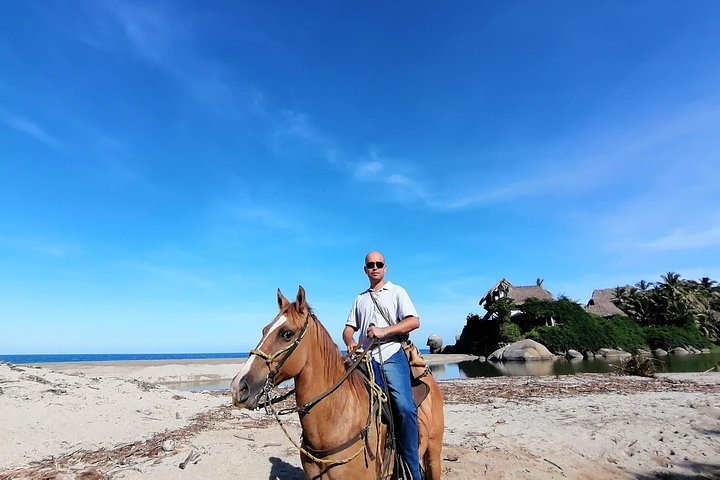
[643,225,720,251]
[355,161,383,178]
[1,111,60,148]
[0,236,70,258]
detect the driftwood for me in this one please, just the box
[178,449,201,470]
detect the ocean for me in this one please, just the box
[0,352,249,364]
[0,350,432,365]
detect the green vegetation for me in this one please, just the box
[499,322,522,343]
[613,273,720,342]
[643,325,711,350]
[458,272,719,356]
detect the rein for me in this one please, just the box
[252,312,388,467]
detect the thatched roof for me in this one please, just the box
[479,278,554,308]
[585,288,627,317]
[508,285,554,304]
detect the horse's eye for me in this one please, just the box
[280,330,295,341]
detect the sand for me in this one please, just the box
[1,358,718,479]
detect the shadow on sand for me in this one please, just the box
[631,459,719,479]
[269,456,304,479]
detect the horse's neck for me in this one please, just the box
[293,329,369,444]
[293,335,354,406]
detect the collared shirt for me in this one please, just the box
[346,281,418,362]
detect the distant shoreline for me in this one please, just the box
[28,353,478,370]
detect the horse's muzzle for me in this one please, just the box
[230,374,249,408]
[231,373,265,409]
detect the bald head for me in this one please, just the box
[365,251,385,264]
[364,251,387,288]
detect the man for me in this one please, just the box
[344,251,421,480]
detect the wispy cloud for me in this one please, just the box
[428,98,720,211]
[1,111,60,148]
[355,161,383,178]
[217,189,306,235]
[0,236,70,258]
[121,261,216,290]
[643,224,720,251]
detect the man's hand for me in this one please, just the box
[367,324,388,340]
[346,341,358,353]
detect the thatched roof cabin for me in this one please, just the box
[479,278,554,310]
[584,288,627,317]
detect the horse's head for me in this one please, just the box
[231,285,313,409]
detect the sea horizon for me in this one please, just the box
[1,349,432,365]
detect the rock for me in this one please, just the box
[476,356,486,362]
[686,346,701,354]
[598,348,632,358]
[701,348,711,354]
[669,347,689,355]
[566,349,583,359]
[162,439,175,452]
[488,339,554,362]
[653,348,668,356]
[426,335,444,354]
[585,351,595,358]
[635,349,652,356]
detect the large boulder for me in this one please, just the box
[670,347,690,355]
[426,335,444,354]
[488,339,555,362]
[653,348,668,356]
[566,349,583,359]
[597,348,631,359]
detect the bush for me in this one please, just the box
[516,297,588,333]
[526,326,573,353]
[526,313,647,353]
[599,315,648,352]
[644,325,712,350]
[500,322,522,343]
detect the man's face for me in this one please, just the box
[364,254,386,282]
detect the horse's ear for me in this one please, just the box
[296,285,307,314]
[277,289,289,310]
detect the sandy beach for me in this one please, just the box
[1,358,718,479]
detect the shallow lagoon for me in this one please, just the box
[173,352,719,391]
[431,351,720,379]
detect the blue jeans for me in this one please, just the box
[381,348,421,480]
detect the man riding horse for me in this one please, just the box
[344,251,422,480]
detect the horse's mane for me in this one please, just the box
[286,302,367,393]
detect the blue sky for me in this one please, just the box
[2,1,720,354]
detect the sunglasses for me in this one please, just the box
[365,262,385,269]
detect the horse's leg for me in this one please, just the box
[417,380,444,480]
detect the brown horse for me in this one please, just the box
[231,286,444,479]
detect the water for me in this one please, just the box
[430,352,720,379]
[0,352,248,364]
[4,351,716,392]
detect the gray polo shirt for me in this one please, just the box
[345,281,418,362]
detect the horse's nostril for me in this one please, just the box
[231,378,250,406]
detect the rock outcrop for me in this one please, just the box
[426,335,444,354]
[488,339,555,362]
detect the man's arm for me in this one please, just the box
[367,315,419,340]
[343,325,358,352]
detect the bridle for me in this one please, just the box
[249,313,311,397]
[247,309,388,468]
